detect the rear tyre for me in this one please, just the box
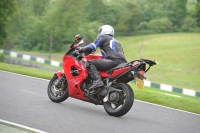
[47,75,68,103]
[103,82,134,117]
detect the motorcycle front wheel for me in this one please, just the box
[103,82,134,117]
[47,75,68,103]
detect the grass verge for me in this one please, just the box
[130,83,200,114]
[0,62,54,80]
[0,62,200,114]
[0,122,35,133]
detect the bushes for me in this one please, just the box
[0,54,5,62]
[137,18,173,34]
[137,16,200,35]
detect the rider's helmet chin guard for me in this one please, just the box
[98,25,115,37]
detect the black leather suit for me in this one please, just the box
[82,34,127,91]
[84,34,127,71]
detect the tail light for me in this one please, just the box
[132,70,146,80]
[139,70,145,76]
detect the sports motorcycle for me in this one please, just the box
[47,34,156,117]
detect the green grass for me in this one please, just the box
[0,62,54,80]
[0,62,200,114]
[0,122,36,133]
[130,83,200,114]
[187,0,196,12]
[117,33,200,91]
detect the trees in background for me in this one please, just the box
[2,0,200,52]
[0,0,16,47]
[196,1,200,26]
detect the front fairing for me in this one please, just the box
[62,55,88,97]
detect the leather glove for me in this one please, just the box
[76,47,84,53]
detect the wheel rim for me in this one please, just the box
[108,87,126,111]
[49,78,67,99]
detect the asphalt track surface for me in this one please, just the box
[0,70,200,133]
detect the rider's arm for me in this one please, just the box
[82,36,103,54]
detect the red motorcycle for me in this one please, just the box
[47,35,156,117]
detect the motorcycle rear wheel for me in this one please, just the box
[47,75,68,103]
[103,82,134,117]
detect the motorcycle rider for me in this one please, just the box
[79,25,127,92]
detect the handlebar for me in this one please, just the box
[73,48,86,60]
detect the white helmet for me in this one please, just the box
[98,25,114,37]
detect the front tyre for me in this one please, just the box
[103,82,134,117]
[47,75,68,103]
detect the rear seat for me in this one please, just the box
[106,63,128,74]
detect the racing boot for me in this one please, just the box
[87,63,104,92]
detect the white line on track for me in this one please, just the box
[0,119,48,133]
[135,100,200,116]
[1,70,200,116]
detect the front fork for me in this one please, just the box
[55,71,66,89]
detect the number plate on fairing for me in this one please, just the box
[135,78,144,90]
